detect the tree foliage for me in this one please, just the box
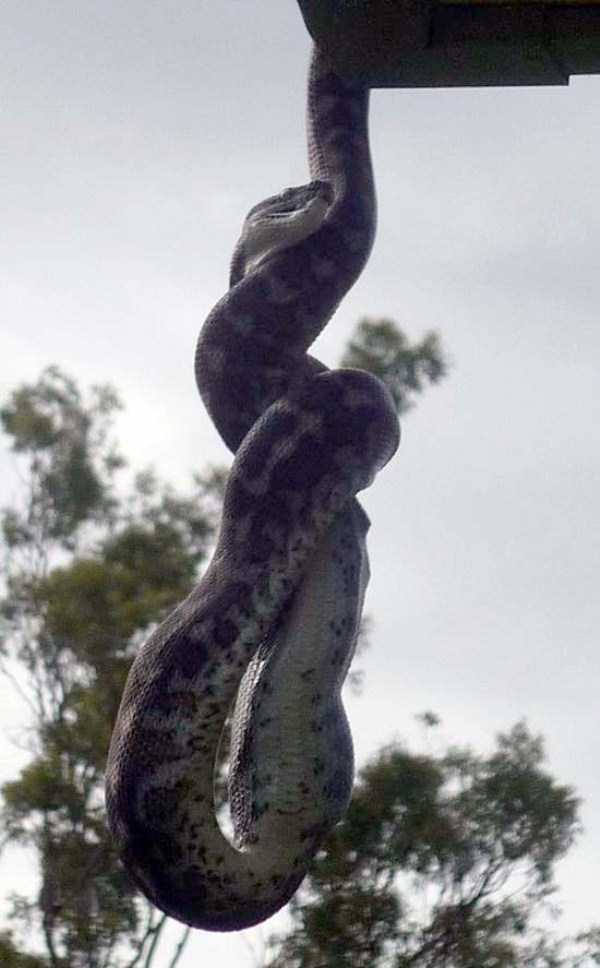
[264,720,598,968]
[3,333,597,968]
[0,367,216,967]
[3,332,598,968]
[0,324,446,964]
[341,318,447,415]
[2,333,597,968]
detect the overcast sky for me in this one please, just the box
[1,1,599,964]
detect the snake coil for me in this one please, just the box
[106,47,399,932]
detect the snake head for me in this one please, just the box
[229,179,334,287]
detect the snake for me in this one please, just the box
[105,46,399,932]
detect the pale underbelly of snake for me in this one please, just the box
[105,47,399,931]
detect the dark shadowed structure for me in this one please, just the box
[297,0,600,86]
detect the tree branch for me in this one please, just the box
[166,926,191,968]
[142,913,167,968]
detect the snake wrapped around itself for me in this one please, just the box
[105,47,400,932]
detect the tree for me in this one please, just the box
[341,318,446,415]
[263,720,599,968]
[0,323,446,966]
[0,367,214,967]
[0,930,47,968]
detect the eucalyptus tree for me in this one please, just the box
[0,322,445,966]
[264,720,599,968]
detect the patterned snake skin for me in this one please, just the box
[105,47,399,932]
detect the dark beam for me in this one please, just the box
[296,0,600,86]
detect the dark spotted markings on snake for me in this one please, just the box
[105,45,400,932]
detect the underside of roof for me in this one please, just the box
[296,0,600,87]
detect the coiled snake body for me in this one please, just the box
[106,48,399,931]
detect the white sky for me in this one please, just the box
[1,1,599,964]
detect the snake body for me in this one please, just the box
[106,48,399,931]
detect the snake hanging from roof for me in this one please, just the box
[105,46,399,932]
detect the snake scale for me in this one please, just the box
[105,47,399,932]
